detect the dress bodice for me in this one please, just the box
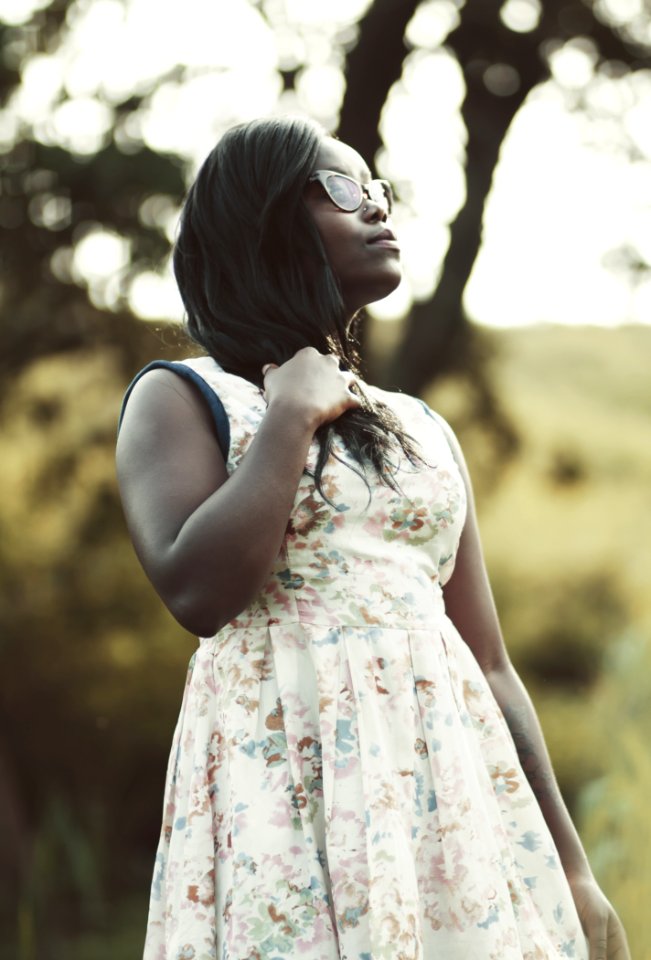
[176,357,467,635]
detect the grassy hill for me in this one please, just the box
[422,323,651,631]
[425,323,651,955]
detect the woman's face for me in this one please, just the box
[303,137,402,318]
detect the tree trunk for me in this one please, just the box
[385,1,546,395]
[341,0,648,397]
[337,0,420,173]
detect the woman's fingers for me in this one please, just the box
[579,894,608,960]
[340,368,360,394]
[261,351,362,425]
[569,875,630,960]
[589,929,608,960]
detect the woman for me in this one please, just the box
[116,116,628,959]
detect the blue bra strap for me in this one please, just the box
[117,360,230,461]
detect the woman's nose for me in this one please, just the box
[362,198,389,222]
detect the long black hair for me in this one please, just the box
[173,115,423,497]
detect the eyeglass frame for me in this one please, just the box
[307,169,394,214]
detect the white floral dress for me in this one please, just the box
[129,357,588,960]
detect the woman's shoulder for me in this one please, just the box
[121,356,262,414]
[364,382,450,431]
[364,382,463,468]
[128,356,251,392]
[118,356,253,461]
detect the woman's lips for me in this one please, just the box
[368,228,400,250]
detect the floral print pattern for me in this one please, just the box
[136,358,588,960]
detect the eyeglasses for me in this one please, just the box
[308,170,394,214]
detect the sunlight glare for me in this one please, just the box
[139,195,180,241]
[499,0,541,34]
[384,51,465,188]
[625,98,651,156]
[0,0,50,25]
[405,0,461,49]
[72,228,130,283]
[0,110,19,151]
[401,49,465,108]
[549,42,597,89]
[55,0,277,108]
[63,0,126,100]
[283,0,372,26]
[632,279,651,321]
[14,54,65,123]
[140,70,282,160]
[51,97,114,154]
[275,27,306,71]
[627,202,651,266]
[395,218,450,300]
[595,0,643,25]
[378,47,466,304]
[129,270,184,322]
[465,88,648,326]
[296,65,344,122]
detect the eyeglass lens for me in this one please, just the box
[325,174,362,211]
[365,180,392,211]
[325,174,392,213]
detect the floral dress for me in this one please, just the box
[125,357,588,960]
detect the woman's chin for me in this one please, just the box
[366,270,403,307]
[345,270,403,314]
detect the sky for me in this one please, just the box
[2,0,651,328]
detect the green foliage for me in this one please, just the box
[0,347,192,954]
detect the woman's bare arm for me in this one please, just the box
[440,420,630,960]
[116,348,359,636]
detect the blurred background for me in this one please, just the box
[1,0,650,956]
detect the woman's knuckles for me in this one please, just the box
[262,351,362,425]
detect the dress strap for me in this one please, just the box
[117,359,231,460]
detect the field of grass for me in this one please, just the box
[425,323,651,956]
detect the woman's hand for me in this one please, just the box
[262,347,361,431]
[569,874,631,960]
